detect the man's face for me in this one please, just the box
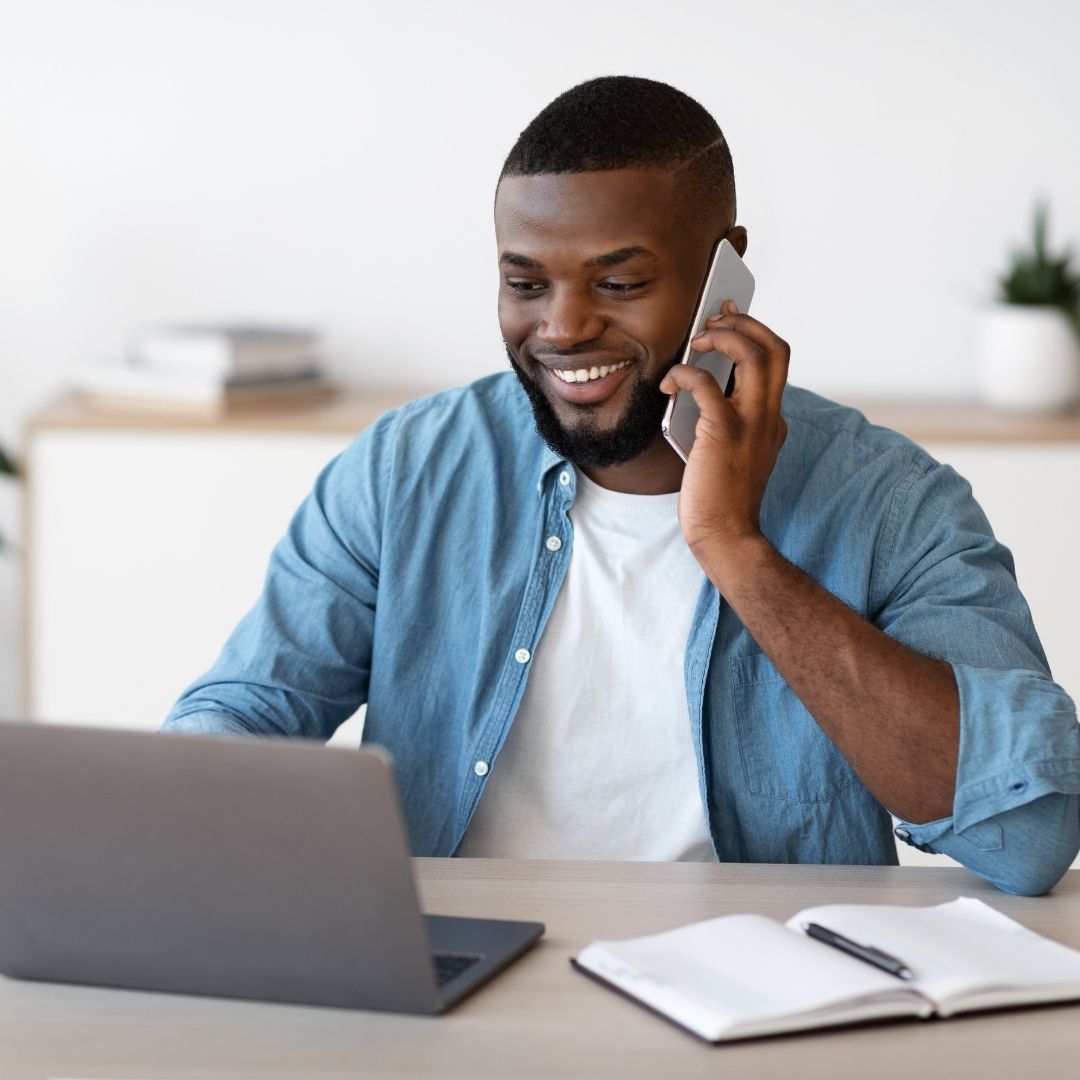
[495,169,716,470]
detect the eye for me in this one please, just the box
[599,279,651,295]
[504,279,546,296]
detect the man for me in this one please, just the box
[164,76,1080,894]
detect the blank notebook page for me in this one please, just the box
[787,898,1080,1005]
[588,913,914,1023]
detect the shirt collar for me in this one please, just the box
[538,444,566,484]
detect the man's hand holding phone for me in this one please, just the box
[659,301,790,590]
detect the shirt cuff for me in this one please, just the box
[950,661,1080,833]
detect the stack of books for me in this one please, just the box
[74,324,335,416]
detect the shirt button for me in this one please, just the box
[559,471,571,486]
[474,760,489,777]
[545,535,562,552]
[514,648,531,664]
[893,827,911,842]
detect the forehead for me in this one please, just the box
[494,169,685,257]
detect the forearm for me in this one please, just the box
[695,534,959,823]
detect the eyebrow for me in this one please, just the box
[499,245,657,270]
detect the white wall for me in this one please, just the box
[2,0,1079,711]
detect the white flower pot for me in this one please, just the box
[977,304,1080,413]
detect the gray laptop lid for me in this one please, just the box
[0,722,444,1013]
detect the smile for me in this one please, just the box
[542,357,635,405]
[550,360,632,383]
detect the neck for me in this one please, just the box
[579,437,685,495]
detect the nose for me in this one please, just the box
[535,286,606,350]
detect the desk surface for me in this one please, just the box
[1,859,1077,1079]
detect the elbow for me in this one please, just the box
[965,793,1080,897]
[161,707,261,738]
[921,793,1080,897]
[988,856,1074,897]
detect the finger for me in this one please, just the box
[701,313,790,414]
[659,365,735,444]
[704,298,740,315]
[659,362,736,436]
[703,299,740,327]
[687,328,772,414]
[660,360,730,397]
[706,307,786,356]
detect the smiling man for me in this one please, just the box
[164,77,1080,894]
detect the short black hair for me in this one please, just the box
[499,75,736,228]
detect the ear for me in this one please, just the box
[724,224,748,258]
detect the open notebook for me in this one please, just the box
[572,897,1080,1042]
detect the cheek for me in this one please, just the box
[498,295,533,346]
[633,297,691,357]
[496,308,527,345]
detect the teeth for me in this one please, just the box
[552,360,631,384]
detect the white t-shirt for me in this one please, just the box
[457,467,716,861]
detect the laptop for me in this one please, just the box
[0,720,543,1013]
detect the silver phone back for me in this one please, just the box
[0,722,443,1014]
[662,239,756,461]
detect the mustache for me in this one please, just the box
[526,344,602,361]
[520,341,644,363]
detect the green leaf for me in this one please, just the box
[1034,199,1048,264]
[1,444,21,555]
[997,200,1080,315]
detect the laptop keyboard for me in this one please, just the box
[433,951,483,986]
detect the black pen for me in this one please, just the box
[802,922,914,980]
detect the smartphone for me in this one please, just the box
[661,238,756,462]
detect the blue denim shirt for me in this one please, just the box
[164,373,1080,894]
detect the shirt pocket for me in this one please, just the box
[730,652,860,804]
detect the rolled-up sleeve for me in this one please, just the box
[872,455,1080,895]
[162,409,396,741]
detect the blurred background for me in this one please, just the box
[2,0,1078,813]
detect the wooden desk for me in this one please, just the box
[0,859,1077,1078]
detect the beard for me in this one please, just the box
[505,344,674,470]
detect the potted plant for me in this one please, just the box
[977,200,1080,412]
[0,442,16,553]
